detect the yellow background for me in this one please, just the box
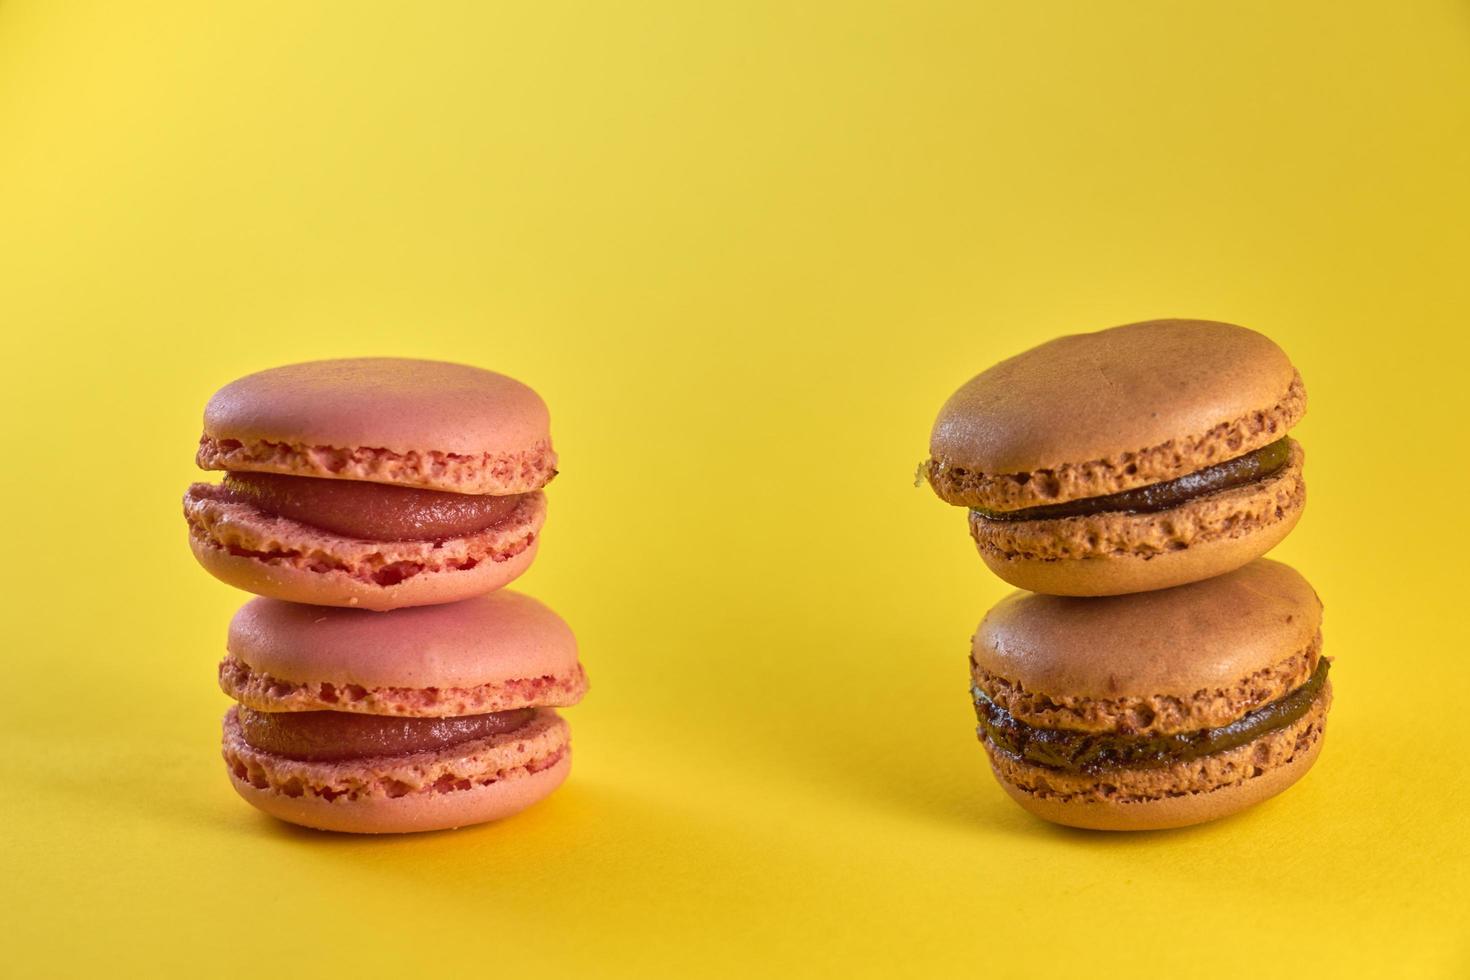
[3,2,1467,976]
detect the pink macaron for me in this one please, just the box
[219,590,588,833]
[184,358,556,610]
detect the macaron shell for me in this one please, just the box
[971,441,1304,597]
[230,751,570,834]
[973,558,1323,701]
[931,372,1305,512]
[930,319,1298,477]
[185,489,544,610]
[222,590,585,710]
[223,707,570,834]
[203,357,551,460]
[978,496,1301,597]
[192,534,538,611]
[990,712,1326,831]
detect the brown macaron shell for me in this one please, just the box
[971,560,1329,830]
[991,720,1326,832]
[928,320,1305,511]
[972,440,1305,596]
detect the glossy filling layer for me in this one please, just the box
[974,659,1329,773]
[210,472,524,541]
[972,438,1291,522]
[237,706,536,762]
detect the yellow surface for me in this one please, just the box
[2,2,1467,976]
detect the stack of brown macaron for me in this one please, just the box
[184,358,587,833]
[926,319,1330,830]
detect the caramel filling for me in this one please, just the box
[973,659,1329,773]
[206,472,524,541]
[237,706,536,762]
[972,438,1291,522]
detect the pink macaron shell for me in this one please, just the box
[229,590,580,690]
[192,535,539,611]
[230,752,570,833]
[184,488,544,611]
[219,590,588,716]
[223,707,572,834]
[197,358,555,493]
[204,358,551,461]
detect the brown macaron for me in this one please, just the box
[927,319,1306,596]
[970,559,1330,831]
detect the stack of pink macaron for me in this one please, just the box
[926,320,1332,831]
[184,358,587,833]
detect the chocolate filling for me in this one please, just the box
[205,472,524,541]
[236,706,536,762]
[972,438,1291,522]
[974,659,1329,773]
